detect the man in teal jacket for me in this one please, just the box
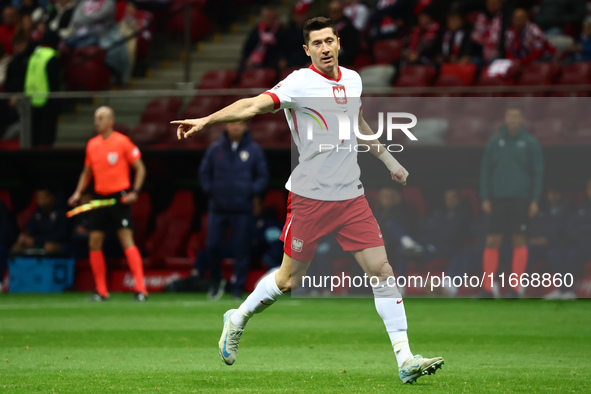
[480,104,544,297]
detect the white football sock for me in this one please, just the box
[373,279,413,368]
[231,270,283,328]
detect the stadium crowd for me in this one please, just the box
[241,0,591,74]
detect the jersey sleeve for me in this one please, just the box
[123,137,141,163]
[263,70,302,112]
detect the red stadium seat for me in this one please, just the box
[250,121,291,148]
[352,52,373,71]
[401,186,427,219]
[435,63,478,86]
[396,65,437,88]
[131,191,152,253]
[238,68,278,89]
[145,190,196,265]
[129,123,170,146]
[372,39,403,64]
[199,70,237,89]
[182,96,224,119]
[65,47,111,91]
[556,62,591,96]
[518,63,561,89]
[141,97,182,124]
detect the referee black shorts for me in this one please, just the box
[488,198,530,235]
[88,190,133,232]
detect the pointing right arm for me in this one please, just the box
[171,94,276,140]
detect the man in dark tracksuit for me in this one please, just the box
[199,121,269,299]
[480,105,544,296]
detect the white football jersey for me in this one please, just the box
[264,65,364,201]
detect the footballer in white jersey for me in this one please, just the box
[171,16,443,385]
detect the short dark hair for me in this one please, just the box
[303,17,338,45]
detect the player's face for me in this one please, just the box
[94,109,114,134]
[505,109,524,132]
[304,28,340,74]
[226,121,247,141]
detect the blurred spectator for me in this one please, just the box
[68,0,131,84]
[570,16,591,62]
[368,0,413,42]
[24,30,60,146]
[432,10,474,64]
[277,1,310,70]
[43,0,76,40]
[2,31,32,140]
[553,178,591,299]
[534,0,587,36]
[505,8,555,66]
[405,6,439,64]
[343,0,370,32]
[240,6,283,70]
[69,0,116,46]
[470,0,506,63]
[118,2,139,73]
[0,200,17,291]
[395,189,470,279]
[0,6,18,55]
[19,0,43,18]
[373,187,422,272]
[327,0,360,66]
[12,187,68,254]
[199,121,269,299]
[480,105,544,297]
[527,188,572,298]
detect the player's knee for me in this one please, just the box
[367,260,393,282]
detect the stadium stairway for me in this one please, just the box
[54,17,258,147]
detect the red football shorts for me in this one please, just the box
[280,192,384,261]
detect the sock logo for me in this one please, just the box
[396,299,403,304]
[260,300,272,306]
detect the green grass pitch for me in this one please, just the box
[0,294,589,392]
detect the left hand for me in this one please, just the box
[122,191,138,204]
[391,167,408,186]
[528,201,539,218]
